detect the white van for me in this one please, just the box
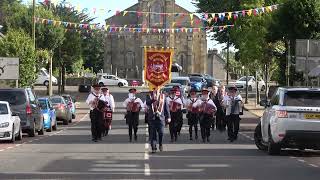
[35,68,58,86]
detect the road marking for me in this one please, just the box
[28,140,33,143]
[34,139,39,141]
[144,152,149,160]
[89,168,203,172]
[0,149,4,152]
[6,147,13,149]
[145,143,149,150]
[309,164,319,168]
[93,164,139,168]
[298,159,306,163]
[15,144,21,147]
[0,172,171,175]
[188,164,230,168]
[144,163,151,176]
[94,160,118,164]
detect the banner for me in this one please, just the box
[144,48,173,89]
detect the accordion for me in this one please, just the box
[200,102,216,115]
[170,101,182,112]
[128,101,141,112]
[187,104,198,113]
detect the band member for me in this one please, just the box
[223,86,243,142]
[86,84,103,142]
[167,88,183,142]
[100,86,114,136]
[193,88,217,143]
[146,88,171,153]
[210,85,218,131]
[173,86,184,135]
[123,88,144,142]
[185,89,199,140]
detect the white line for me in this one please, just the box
[0,149,4,152]
[6,147,13,149]
[290,156,297,159]
[94,160,118,164]
[144,152,149,160]
[93,164,139,168]
[298,159,306,163]
[34,139,39,141]
[15,144,21,147]
[89,168,203,173]
[145,143,149,150]
[28,140,33,143]
[144,163,151,176]
[309,164,319,168]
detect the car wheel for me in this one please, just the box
[268,128,281,155]
[118,82,123,87]
[63,119,69,125]
[254,123,267,151]
[52,119,58,131]
[46,119,52,132]
[43,81,49,87]
[28,121,36,137]
[10,126,15,143]
[16,126,22,141]
[261,85,266,91]
[38,120,44,135]
[248,85,253,92]
[99,82,104,87]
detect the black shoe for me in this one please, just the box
[202,139,206,143]
[92,139,98,142]
[174,136,178,142]
[159,145,163,152]
[129,137,132,142]
[170,138,174,143]
[195,135,198,140]
[207,138,210,142]
[134,135,138,141]
[190,137,193,141]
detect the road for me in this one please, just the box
[0,91,320,179]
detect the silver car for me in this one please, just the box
[50,96,72,125]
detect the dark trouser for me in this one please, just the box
[200,113,213,141]
[169,111,180,141]
[126,112,139,141]
[226,114,241,140]
[102,118,112,136]
[176,111,183,134]
[150,117,164,150]
[216,109,226,131]
[188,112,198,139]
[90,110,103,140]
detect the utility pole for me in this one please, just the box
[287,40,291,86]
[226,33,230,85]
[32,0,36,50]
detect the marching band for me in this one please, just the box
[85,83,243,150]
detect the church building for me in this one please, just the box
[104,0,207,79]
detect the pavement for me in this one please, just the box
[243,100,265,118]
[1,89,319,179]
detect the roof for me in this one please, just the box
[278,87,320,91]
[171,76,190,80]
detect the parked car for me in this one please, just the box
[35,68,58,86]
[188,73,204,78]
[254,87,320,155]
[62,94,76,119]
[0,101,22,142]
[50,96,72,125]
[0,88,44,137]
[189,76,207,92]
[235,76,266,91]
[38,98,57,132]
[171,76,190,94]
[98,74,128,87]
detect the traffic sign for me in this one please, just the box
[0,57,19,80]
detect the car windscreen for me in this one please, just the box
[50,97,63,104]
[171,79,188,85]
[38,100,48,109]
[0,91,26,106]
[0,104,8,115]
[238,77,252,81]
[284,91,320,107]
[189,77,202,82]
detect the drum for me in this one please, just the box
[170,101,181,112]
[128,101,140,112]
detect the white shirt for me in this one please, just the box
[166,96,183,106]
[86,92,101,110]
[123,96,144,109]
[100,95,114,110]
[185,98,198,107]
[192,97,216,109]
[223,94,243,115]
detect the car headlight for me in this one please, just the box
[0,122,9,128]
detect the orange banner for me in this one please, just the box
[144,48,173,90]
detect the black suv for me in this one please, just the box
[0,88,44,137]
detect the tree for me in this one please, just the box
[82,31,104,73]
[0,29,36,87]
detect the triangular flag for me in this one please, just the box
[247,9,252,16]
[242,10,246,17]
[105,25,110,30]
[211,13,215,18]
[123,11,128,16]
[172,22,176,27]
[228,12,232,20]
[190,13,194,21]
[267,6,273,12]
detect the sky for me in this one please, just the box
[23,0,226,51]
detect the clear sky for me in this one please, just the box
[24,0,226,50]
